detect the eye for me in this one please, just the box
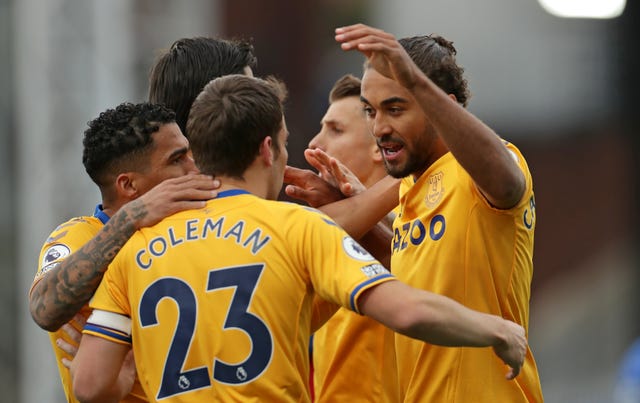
[363,106,375,117]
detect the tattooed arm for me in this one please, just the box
[29,174,218,331]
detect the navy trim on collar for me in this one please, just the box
[217,189,251,199]
[93,204,110,224]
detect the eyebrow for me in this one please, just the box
[360,95,409,107]
[167,146,189,161]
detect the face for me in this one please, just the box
[361,68,436,178]
[309,96,383,187]
[267,116,289,200]
[134,122,197,195]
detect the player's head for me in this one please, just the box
[308,74,384,188]
[187,75,288,200]
[148,37,257,137]
[82,102,195,202]
[360,34,470,179]
[398,35,470,107]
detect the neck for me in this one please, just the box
[216,168,272,200]
[362,167,389,189]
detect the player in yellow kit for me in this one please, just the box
[71,75,529,403]
[334,24,544,402]
[30,102,217,403]
[309,74,399,402]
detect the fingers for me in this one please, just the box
[505,364,521,380]
[335,24,396,51]
[56,337,78,358]
[284,185,320,207]
[284,165,313,184]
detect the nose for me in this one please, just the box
[370,114,391,139]
[308,132,323,150]
[185,154,199,173]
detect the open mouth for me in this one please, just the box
[380,143,403,160]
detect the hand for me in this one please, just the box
[125,174,220,229]
[492,320,527,380]
[57,314,86,369]
[283,166,345,208]
[305,149,366,197]
[335,23,421,90]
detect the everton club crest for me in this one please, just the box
[425,171,444,208]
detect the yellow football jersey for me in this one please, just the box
[32,205,147,403]
[312,309,399,402]
[85,190,395,402]
[313,207,401,402]
[391,143,543,402]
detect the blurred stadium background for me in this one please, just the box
[1,1,638,402]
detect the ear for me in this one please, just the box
[372,143,383,163]
[114,172,139,200]
[448,93,457,103]
[259,136,275,167]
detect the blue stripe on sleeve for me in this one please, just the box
[84,323,132,344]
[349,273,395,313]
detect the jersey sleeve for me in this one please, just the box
[84,248,132,342]
[30,217,101,296]
[293,207,395,314]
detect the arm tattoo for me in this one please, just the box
[30,202,148,331]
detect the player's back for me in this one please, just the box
[95,189,392,402]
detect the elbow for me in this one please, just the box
[72,374,92,403]
[389,302,437,338]
[72,370,104,403]
[29,297,60,332]
[488,171,526,210]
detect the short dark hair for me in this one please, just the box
[82,102,175,187]
[148,37,257,136]
[328,74,361,103]
[187,75,287,179]
[399,35,470,107]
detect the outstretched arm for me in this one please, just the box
[29,174,219,331]
[335,24,525,209]
[359,280,527,380]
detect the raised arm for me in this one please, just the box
[335,24,525,209]
[359,280,526,379]
[29,174,218,331]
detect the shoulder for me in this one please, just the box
[45,216,103,244]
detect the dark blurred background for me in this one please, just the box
[1,1,637,402]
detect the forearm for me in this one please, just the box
[361,281,506,348]
[29,206,140,331]
[412,77,525,207]
[319,176,399,239]
[406,291,507,348]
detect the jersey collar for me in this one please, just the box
[93,204,110,224]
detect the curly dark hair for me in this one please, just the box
[148,37,257,137]
[399,35,470,107]
[82,102,176,187]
